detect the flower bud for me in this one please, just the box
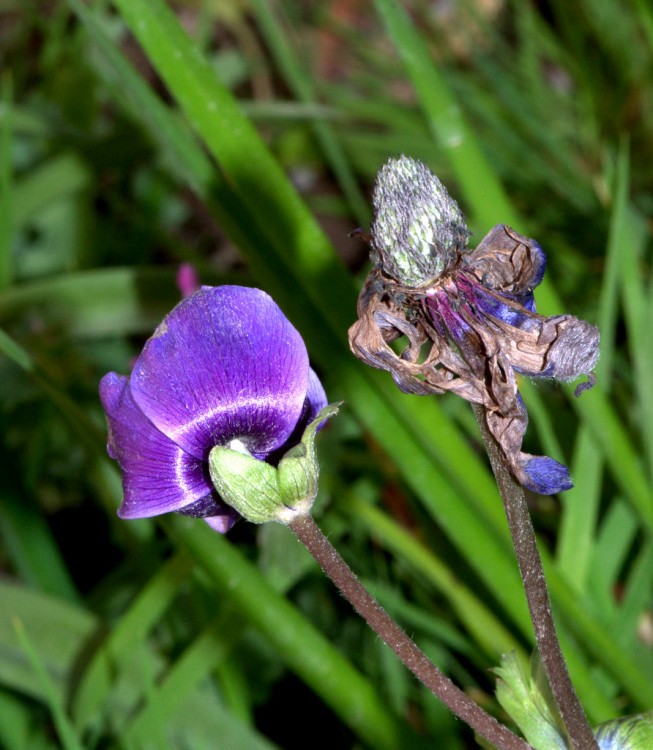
[208,404,340,525]
[370,156,469,286]
[593,711,653,749]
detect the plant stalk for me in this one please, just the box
[472,403,598,750]
[288,512,532,750]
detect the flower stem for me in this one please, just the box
[287,512,531,750]
[472,404,598,750]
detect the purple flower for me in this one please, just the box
[100,286,327,532]
[349,157,600,494]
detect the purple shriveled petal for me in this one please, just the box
[519,456,574,495]
[130,286,310,462]
[470,283,539,331]
[100,372,218,518]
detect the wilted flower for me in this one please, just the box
[100,286,327,532]
[349,156,599,494]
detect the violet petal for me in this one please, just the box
[519,456,574,495]
[470,282,540,331]
[305,368,328,422]
[99,372,215,518]
[204,514,239,533]
[130,286,310,461]
[178,495,240,533]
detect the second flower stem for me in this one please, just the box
[288,512,531,750]
[472,403,598,750]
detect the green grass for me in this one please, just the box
[0,1,652,747]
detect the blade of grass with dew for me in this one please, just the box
[12,619,85,750]
[249,0,370,225]
[163,515,430,750]
[71,552,193,728]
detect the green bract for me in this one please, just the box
[494,652,568,750]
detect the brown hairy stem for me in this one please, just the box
[472,403,598,750]
[288,512,531,750]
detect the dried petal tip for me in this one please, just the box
[370,156,469,286]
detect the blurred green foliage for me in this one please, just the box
[0,1,652,748]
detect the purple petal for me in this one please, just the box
[178,496,240,533]
[264,368,328,464]
[99,372,216,518]
[130,286,310,461]
[520,456,573,495]
[458,276,540,331]
[305,368,328,422]
[204,515,239,533]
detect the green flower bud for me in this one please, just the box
[370,156,469,286]
[208,404,340,525]
[593,711,653,749]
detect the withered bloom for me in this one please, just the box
[349,156,600,494]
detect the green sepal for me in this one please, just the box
[494,652,567,750]
[208,403,341,525]
[275,402,341,523]
[208,446,281,524]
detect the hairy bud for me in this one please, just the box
[370,156,469,286]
